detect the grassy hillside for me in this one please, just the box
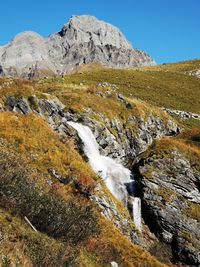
[1,59,200,116]
[142,58,200,73]
[0,112,166,267]
[0,59,200,266]
[33,59,200,128]
[55,59,200,114]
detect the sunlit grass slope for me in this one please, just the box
[53,59,200,114]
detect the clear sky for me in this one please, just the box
[0,0,199,64]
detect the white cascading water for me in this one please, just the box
[68,121,142,231]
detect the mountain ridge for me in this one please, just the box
[0,15,156,78]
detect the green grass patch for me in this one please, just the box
[183,202,200,222]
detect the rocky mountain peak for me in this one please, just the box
[58,15,132,50]
[2,31,48,64]
[11,31,43,43]
[0,15,156,78]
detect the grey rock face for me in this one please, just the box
[0,15,156,78]
[83,112,179,166]
[137,148,200,265]
[5,96,31,114]
[0,32,56,78]
[55,15,132,50]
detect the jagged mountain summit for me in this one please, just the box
[0,15,156,78]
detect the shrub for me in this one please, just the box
[1,256,11,267]
[0,157,99,244]
[74,175,97,196]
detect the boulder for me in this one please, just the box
[5,96,30,114]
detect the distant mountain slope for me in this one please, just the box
[0,15,156,78]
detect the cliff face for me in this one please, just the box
[0,15,156,78]
[0,32,57,78]
[135,139,200,265]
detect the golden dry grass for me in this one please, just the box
[0,112,96,186]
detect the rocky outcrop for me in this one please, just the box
[0,15,156,78]
[135,146,200,265]
[84,113,179,166]
[5,95,31,114]
[188,69,200,78]
[163,107,200,121]
[4,95,179,166]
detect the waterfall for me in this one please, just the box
[132,197,142,231]
[68,121,142,231]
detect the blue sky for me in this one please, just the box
[0,0,199,63]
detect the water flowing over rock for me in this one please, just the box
[0,15,156,78]
[3,94,183,253]
[4,95,179,166]
[67,121,142,231]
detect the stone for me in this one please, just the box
[117,94,125,101]
[5,96,30,114]
[188,69,200,78]
[111,261,118,267]
[161,230,173,243]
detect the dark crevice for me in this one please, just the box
[194,180,200,193]
[131,158,163,233]
[131,158,174,264]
